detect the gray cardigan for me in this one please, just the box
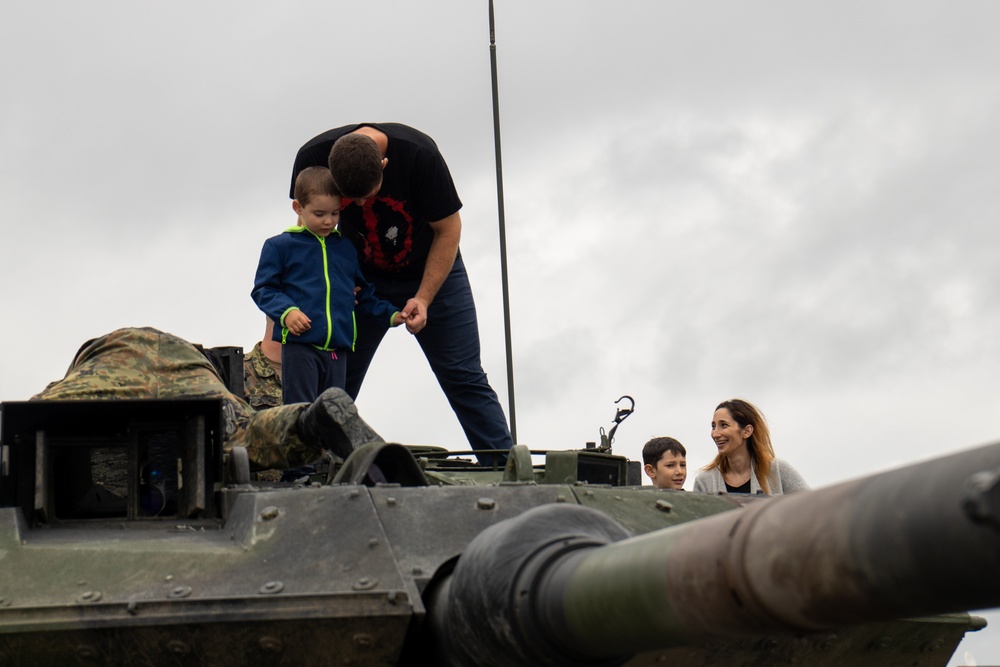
[693,458,809,495]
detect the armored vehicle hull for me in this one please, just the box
[1,398,997,666]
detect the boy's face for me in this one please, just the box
[293,194,341,237]
[644,451,687,490]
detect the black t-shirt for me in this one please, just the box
[725,479,751,494]
[291,123,463,283]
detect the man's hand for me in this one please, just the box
[401,297,428,334]
[284,309,311,336]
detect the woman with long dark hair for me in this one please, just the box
[693,398,808,495]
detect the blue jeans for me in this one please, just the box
[282,343,347,405]
[347,255,513,458]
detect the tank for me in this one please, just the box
[0,395,998,667]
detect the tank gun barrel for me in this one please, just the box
[432,441,1000,666]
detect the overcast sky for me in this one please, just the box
[2,1,998,662]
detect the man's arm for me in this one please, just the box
[400,211,461,333]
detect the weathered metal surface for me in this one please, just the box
[621,615,981,667]
[0,399,995,666]
[431,442,1000,666]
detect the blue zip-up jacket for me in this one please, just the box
[252,226,398,350]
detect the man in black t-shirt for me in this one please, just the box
[292,123,513,459]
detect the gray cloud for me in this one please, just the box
[2,3,998,662]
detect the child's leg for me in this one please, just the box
[319,349,348,391]
[281,344,323,404]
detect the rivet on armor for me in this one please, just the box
[75,644,99,659]
[387,497,397,506]
[78,590,102,603]
[353,633,375,648]
[259,636,284,653]
[555,494,567,503]
[352,577,378,591]
[477,497,496,510]
[259,506,280,521]
[260,581,284,595]
[922,639,945,653]
[169,586,192,599]
[655,500,673,513]
[368,538,379,548]
[869,636,893,650]
[412,566,424,576]
[167,640,191,656]
[349,489,360,499]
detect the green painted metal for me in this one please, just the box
[0,401,993,666]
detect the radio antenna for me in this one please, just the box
[489,0,517,443]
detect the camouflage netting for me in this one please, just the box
[32,327,319,470]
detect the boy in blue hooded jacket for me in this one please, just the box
[253,167,405,404]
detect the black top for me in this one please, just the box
[725,479,751,494]
[291,123,463,283]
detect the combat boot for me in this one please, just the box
[296,388,385,460]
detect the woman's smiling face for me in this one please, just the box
[711,407,752,457]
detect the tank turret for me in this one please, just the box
[0,397,997,666]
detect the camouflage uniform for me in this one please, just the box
[243,341,282,410]
[243,342,286,480]
[32,328,318,471]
